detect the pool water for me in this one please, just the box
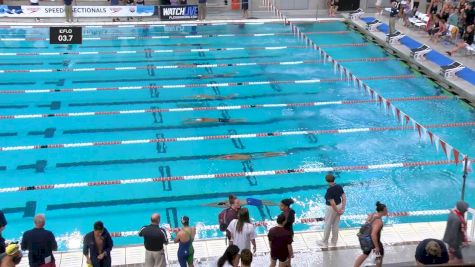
[0,21,474,250]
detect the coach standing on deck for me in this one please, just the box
[21,214,57,267]
[139,213,169,267]
[64,0,73,22]
[198,0,207,20]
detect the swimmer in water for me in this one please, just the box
[182,117,246,124]
[209,152,287,160]
[197,72,238,79]
[188,93,238,100]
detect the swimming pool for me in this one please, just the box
[0,21,474,250]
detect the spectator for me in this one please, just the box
[389,1,399,35]
[29,0,40,22]
[443,200,469,264]
[401,0,412,27]
[318,173,346,247]
[0,243,23,267]
[198,0,207,20]
[0,210,7,254]
[431,18,448,43]
[20,214,57,267]
[375,0,382,16]
[139,213,168,267]
[447,7,459,26]
[446,24,474,55]
[174,216,195,267]
[83,221,113,267]
[268,214,293,267]
[223,198,241,242]
[465,3,475,26]
[354,201,388,267]
[109,0,121,22]
[125,0,134,21]
[426,0,440,30]
[227,208,256,253]
[415,239,449,265]
[217,245,240,267]
[240,249,252,267]
[329,0,339,17]
[279,199,295,236]
[428,14,442,36]
[241,0,249,18]
[64,0,73,23]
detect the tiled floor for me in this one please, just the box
[16,221,474,267]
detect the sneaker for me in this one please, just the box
[317,240,328,247]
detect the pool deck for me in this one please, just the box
[12,220,475,266]
[346,12,475,106]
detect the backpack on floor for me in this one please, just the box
[357,217,376,252]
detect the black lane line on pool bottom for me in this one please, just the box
[67,92,320,107]
[72,73,263,84]
[17,160,47,173]
[49,55,277,65]
[62,115,320,134]
[54,146,329,168]
[2,201,36,217]
[46,182,355,211]
[0,105,29,109]
[0,132,18,137]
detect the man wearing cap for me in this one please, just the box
[21,214,57,267]
[139,213,168,267]
[0,243,23,267]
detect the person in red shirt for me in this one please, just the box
[268,214,293,267]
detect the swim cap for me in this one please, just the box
[6,243,20,256]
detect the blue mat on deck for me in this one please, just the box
[456,68,475,86]
[399,36,423,49]
[377,24,389,34]
[425,51,454,67]
[360,17,377,23]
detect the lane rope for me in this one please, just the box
[0,95,451,120]
[0,159,473,193]
[0,31,350,42]
[109,209,451,237]
[0,57,394,74]
[0,43,369,57]
[0,74,417,95]
[1,121,473,152]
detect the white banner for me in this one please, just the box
[0,5,158,17]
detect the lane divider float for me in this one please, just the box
[1,121,473,152]
[0,159,473,193]
[109,209,451,237]
[0,74,417,95]
[0,31,350,42]
[0,95,451,120]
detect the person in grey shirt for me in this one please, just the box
[443,200,469,264]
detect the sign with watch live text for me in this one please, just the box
[49,27,82,44]
[160,5,198,20]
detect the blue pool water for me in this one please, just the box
[0,21,474,250]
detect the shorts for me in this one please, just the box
[271,255,290,263]
[449,246,463,259]
[363,244,384,256]
[241,1,248,10]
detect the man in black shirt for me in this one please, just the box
[318,173,346,247]
[139,213,168,267]
[21,214,57,267]
[0,210,7,254]
[389,1,400,35]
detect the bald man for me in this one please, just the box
[139,213,169,267]
[21,214,57,267]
